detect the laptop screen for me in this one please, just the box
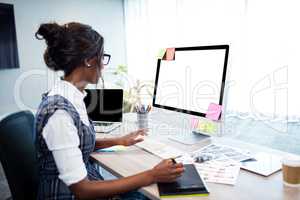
[84,89,123,122]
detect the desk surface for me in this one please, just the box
[91,113,300,200]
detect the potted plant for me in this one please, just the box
[108,65,154,113]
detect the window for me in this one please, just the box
[124,0,300,155]
[0,3,19,69]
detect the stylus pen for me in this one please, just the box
[171,155,181,164]
[171,158,177,164]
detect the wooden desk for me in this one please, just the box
[91,113,300,200]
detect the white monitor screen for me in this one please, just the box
[153,46,229,117]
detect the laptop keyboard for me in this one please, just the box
[94,123,121,133]
[95,122,113,126]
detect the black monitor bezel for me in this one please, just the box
[152,45,229,117]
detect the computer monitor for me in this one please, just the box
[84,89,123,122]
[153,45,229,118]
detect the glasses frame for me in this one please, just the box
[102,53,111,65]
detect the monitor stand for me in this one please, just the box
[168,131,211,145]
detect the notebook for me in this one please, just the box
[241,152,282,177]
[158,164,209,198]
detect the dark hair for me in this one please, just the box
[35,22,104,76]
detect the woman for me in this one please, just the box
[35,22,184,200]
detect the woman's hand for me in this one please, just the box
[149,159,185,183]
[118,129,147,146]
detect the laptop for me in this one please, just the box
[84,89,123,133]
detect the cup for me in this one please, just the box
[282,155,300,187]
[137,113,149,129]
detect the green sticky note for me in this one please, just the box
[206,122,217,134]
[157,48,166,59]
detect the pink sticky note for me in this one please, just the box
[197,121,202,130]
[165,48,175,60]
[191,117,199,129]
[206,103,222,121]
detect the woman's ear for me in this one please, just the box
[84,59,92,67]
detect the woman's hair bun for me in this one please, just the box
[35,23,64,47]
[36,21,104,76]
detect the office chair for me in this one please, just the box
[0,110,38,200]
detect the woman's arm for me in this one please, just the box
[95,129,147,149]
[42,110,89,186]
[70,169,153,199]
[70,160,184,199]
[43,112,183,199]
[94,137,123,149]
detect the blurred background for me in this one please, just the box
[0,0,299,199]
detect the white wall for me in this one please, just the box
[0,0,126,115]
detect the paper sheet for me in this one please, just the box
[175,154,195,164]
[136,138,184,159]
[97,145,127,152]
[195,160,241,185]
[168,146,242,185]
[191,144,253,162]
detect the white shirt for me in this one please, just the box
[42,79,90,186]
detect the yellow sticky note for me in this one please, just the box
[199,122,207,131]
[157,48,166,59]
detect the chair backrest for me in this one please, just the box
[0,110,38,200]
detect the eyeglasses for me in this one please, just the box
[102,53,111,65]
